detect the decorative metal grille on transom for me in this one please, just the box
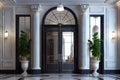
[44,9,75,25]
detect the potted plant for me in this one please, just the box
[88,32,102,76]
[19,31,30,76]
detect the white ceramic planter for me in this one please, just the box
[91,59,100,77]
[20,60,29,76]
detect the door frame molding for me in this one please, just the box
[90,15,104,74]
[42,7,78,73]
[16,15,31,74]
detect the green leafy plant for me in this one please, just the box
[19,31,30,60]
[88,32,102,60]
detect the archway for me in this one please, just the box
[42,7,78,73]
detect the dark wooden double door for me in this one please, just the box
[43,26,77,73]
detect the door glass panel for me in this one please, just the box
[46,32,58,72]
[90,16,101,39]
[62,32,74,72]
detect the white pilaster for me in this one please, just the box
[79,5,90,69]
[31,4,41,69]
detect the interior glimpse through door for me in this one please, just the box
[45,31,74,73]
[46,32,59,72]
[62,32,74,72]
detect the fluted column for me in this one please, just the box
[31,4,41,70]
[79,4,90,70]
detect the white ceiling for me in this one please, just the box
[16,0,105,5]
[0,0,119,6]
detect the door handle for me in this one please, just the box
[58,54,62,62]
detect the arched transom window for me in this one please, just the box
[44,9,76,25]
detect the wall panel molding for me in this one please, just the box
[104,6,117,70]
[0,7,15,70]
[89,6,105,14]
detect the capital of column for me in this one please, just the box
[80,4,89,13]
[31,4,41,12]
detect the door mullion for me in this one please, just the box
[58,26,62,73]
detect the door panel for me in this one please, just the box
[46,32,59,72]
[62,32,74,72]
[45,31,74,73]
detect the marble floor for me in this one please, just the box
[0,74,120,80]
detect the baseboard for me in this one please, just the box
[77,69,90,74]
[28,69,41,74]
[104,70,120,74]
[0,69,120,74]
[0,69,41,74]
[0,70,16,74]
[77,69,120,74]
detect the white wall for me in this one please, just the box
[117,6,120,69]
[0,6,15,70]
[89,5,118,70]
[104,6,117,70]
[0,3,119,71]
